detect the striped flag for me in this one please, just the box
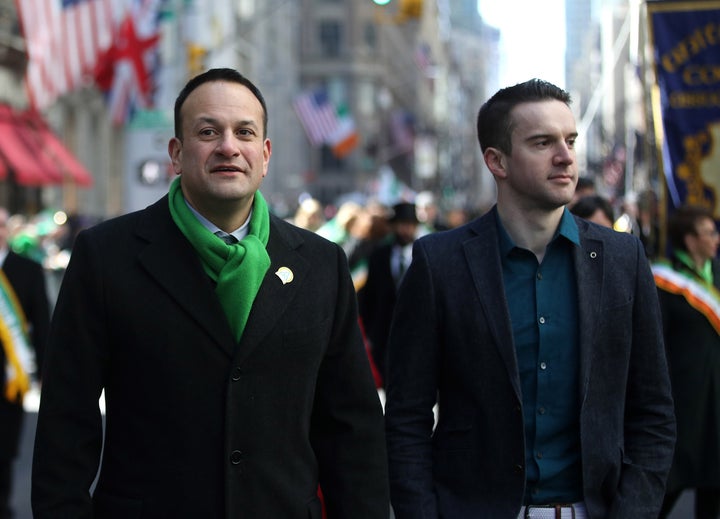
[16,0,116,110]
[293,89,340,147]
[293,88,359,157]
[329,105,359,159]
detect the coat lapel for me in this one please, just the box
[462,211,522,400]
[132,203,313,364]
[233,217,310,365]
[134,197,237,357]
[573,220,605,402]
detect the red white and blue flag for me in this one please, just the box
[15,0,115,110]
[293,89,340,147]
[93,0,162,125]
[293,88,359,158]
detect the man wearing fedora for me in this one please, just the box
[359,202,420,387]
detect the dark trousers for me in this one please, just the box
[660,488,720,519]
[0,458,12,519]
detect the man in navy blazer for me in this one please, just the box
[384,79,675,518]
[32,69,389,518]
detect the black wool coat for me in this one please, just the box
[659,257,720,494]
[32,196,389,518]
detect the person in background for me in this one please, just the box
[0,207,50,519]
[654,205,720,519]
[384,78,675,518]
[638,189,661,261]
[415,191,447,235]
[569,194,615,229]
[358,201,419,387]
[32,68,389,518]
[292,197,325,232]
[570,175,596,207]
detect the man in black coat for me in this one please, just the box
[32,69,389,518]
[0,207,50,519]
[358,202,419,386]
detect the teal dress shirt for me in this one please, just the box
[497,208,583,504]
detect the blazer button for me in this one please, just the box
[230,450,243,464]
[514,464,523,473]
[231,367,242,381]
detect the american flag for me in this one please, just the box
[16,0,116,110]
[292,89,340,147]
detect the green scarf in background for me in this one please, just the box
[168,176,271,342]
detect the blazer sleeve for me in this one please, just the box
[310,242,390,518]
[32,230,107,518]
[609,238,676,517]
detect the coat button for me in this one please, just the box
[230,450,243,464]
[514,464,523,473]
[231,367,242,381]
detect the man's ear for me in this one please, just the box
[483,147,507,179]
[168,137,183,174]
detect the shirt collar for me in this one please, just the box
[496,206,580,256]
[185,199,251,242]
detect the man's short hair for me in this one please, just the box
[476,78,571,155]
[173,68,268,139]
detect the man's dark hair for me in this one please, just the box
[668,204,716,252]
[476,78,571,154]
[173,68,268,139]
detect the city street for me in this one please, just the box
[9,395,693,518]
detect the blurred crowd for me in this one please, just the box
[288,190,474,291]
[4,179,664,297]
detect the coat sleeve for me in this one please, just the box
[384,239,440,518]
[32,230,107,518]
[310,243,390,518]
[609,239,676,517]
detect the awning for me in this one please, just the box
[0,105,60,186]
[0,105,93,187]
[21,111,94,187]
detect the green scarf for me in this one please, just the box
[168,176,271,342]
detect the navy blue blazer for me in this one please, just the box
[385,207,675,518]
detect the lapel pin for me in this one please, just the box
[275,266,294,285]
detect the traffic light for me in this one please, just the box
[396,0,422,21]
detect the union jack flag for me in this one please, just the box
[16,0,162,125]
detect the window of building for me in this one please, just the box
[364,22,377,51]
[319,20,342,57]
